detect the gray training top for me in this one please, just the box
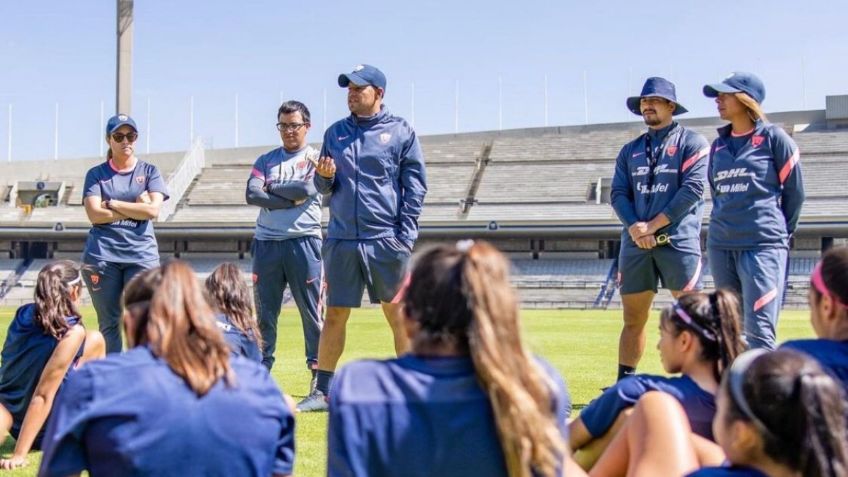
[246,145,322,241]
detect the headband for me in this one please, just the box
[811,261,847,308]
[727,349,771,434]
[671,302,717,342]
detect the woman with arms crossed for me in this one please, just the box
[81,114,168,353]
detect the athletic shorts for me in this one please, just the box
[323,237,411,307]
[618,245,703,295]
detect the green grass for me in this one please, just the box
[0,306,815,476]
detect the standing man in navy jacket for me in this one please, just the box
[610,77,710,381]
[298,64,427,411]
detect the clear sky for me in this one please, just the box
[1,0,847,161]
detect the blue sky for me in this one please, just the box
[1,0,847,161]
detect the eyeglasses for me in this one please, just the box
[276,122,308,132]
[111,132,138,143]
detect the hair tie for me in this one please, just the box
[456,239,475,253]
[66,273,82,286]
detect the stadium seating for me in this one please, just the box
[1,111,846,309]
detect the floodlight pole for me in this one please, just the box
[116,0,134,115]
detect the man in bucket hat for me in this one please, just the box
[610,77,710,381]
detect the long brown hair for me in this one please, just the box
[122,260,233,395]
[660,289,745,381]
[403,241,566,477]
[724,349,848,477]
[204,263,263,349]
[33,260,82,339]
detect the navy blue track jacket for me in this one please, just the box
[315,106,427,249]
[707,120,804,250]
[611,123,710,254]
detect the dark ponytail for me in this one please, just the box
[33,260,82,339]
[662,289,745,381]
[724,349,848,477]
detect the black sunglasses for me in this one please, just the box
[111,132,138,143]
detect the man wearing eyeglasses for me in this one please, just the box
[246,100,324,389]
[297,64,427,412]
[610,77,710,381]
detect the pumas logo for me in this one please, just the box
[751,135,764,148]
[354,65,365,72]
[665,145,678,156]
[90,274,100,285]
[118,114,128,121]
[380,133,392,144]
[135,176,145,184]
[252,273,258,284]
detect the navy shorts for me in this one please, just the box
[323,237,411,307]
[618,246,703,295]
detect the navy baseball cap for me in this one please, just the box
[338,64,387,90]
[105,113,138,135]
[703,72,766,104]
[626,77,688,116]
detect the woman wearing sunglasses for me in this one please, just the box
[80,114,169,353]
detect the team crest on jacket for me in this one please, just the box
[135,176,145,184]
[666,145,678,156]
[751,135,764,147]
[380,133,392,144]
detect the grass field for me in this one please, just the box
[0,305,815,476]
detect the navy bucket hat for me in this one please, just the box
[703,71,766,104]
[626,77,688,116]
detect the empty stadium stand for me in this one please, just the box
[0,104,846,309]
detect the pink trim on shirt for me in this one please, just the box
[681,147,710,172]
[108,158,137,173]
[730,128,755,137]
[778,150,800,185]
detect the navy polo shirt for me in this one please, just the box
[38,346,294,477]
[579,374,716,440]
[327,354,570,477]
[82,159,169,263]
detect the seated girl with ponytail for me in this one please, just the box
[570,290,745,470]
[327,241,571,477]
[0,261,105,470]
[570,348,848,477]
[781,245,848,389]
[205,262,262,362]
[38,260,295,477]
